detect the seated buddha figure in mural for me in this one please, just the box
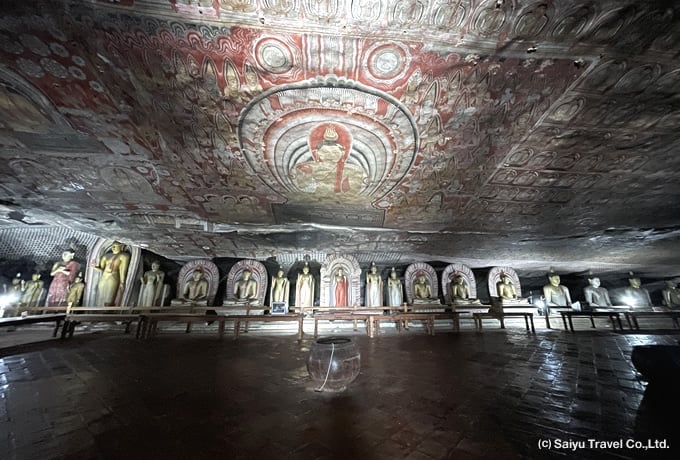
[291,124,367,199]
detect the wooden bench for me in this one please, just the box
[0,314,66,337]
[559,310,623,332]
[313,313,374,338]
[61,306,180,338]
[234,314,304,340]
[623,310,680,330]
[139,313,305,340]
[473,312,535,333]
[387,312,462,336]
[138,314,228,339]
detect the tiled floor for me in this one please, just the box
[1,320,679,460]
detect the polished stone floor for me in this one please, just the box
[1,320,679,460]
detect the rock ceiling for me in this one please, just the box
[1,0,680,276]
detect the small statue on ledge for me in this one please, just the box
[333,268,348,307]
[386,268,403,307]
[365,263,382,307]
[296,262,314,310]
[271,268,289,304]
[139,261,165,307]
[66,273,85,308]
[21,272,44,308]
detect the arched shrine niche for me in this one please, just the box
[488,266,523,299]
[319,254,361,307]
[172,259,219,306]
[84,238,141,307]
[404,262,439,305]
[225,259,268,306]
[441,263,477,304]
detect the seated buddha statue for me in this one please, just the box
[621,272,652,308]
[21,272,44,308]
[171,269,208,306]
[496,273,527,305]
[233,270,259,305]
[543,271,572,307]
[413,274,439,305]
[450,275,470,303]
[583,277,612,308]
[662,280,680,309]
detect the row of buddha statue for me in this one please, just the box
[3,242,679,316]
[165,259,678,311]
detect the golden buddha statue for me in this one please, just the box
[174,269,208,305]
[21,272,44,308]
[413,274,439,304]
[92,241,130,306]
[66,273,85,308]
[450,274,470,302]
[542,271,572,307]
[271,269,289,304]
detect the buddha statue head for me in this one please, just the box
[547,269,560,287]
[628,272,642,289]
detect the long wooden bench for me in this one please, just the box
[62,306,143,338]
[234,314,304,340]
[623,310,680,330]
[559,310,623,332]
[386,312,462,336]
[313,313,374,338]
[473,312,535,333]
[138,313,229,339]
[139,313,305,340]
[62,306,213,338]
[0,314,66,337]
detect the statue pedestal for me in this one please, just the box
[216,300,264,316]
[169,299,208,310]
[413,299,441,305]
[453,298,482,306]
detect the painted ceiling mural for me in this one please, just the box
[1,0,680,274]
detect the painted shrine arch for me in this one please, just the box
[174,259,220,305]
[441,263,477,303]
[404,262,439,305]
[238,78,418,206]
[488,266,523,299]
